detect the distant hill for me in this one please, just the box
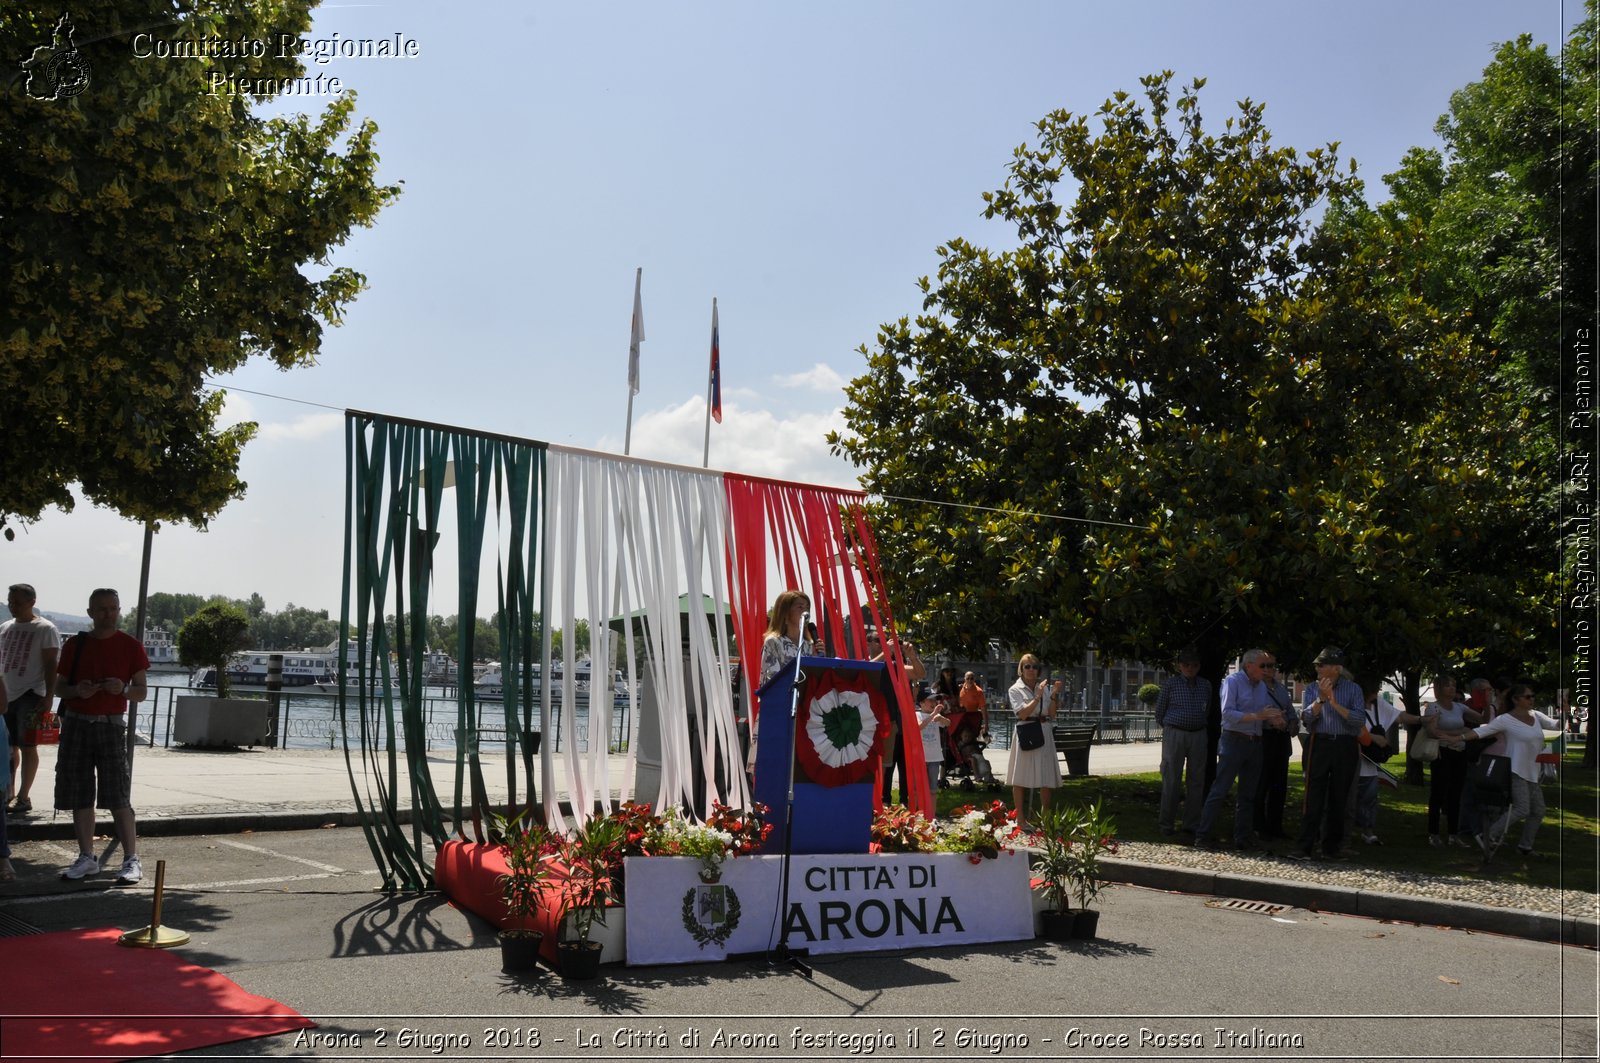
[29,609,89,634]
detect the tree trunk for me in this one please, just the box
[1399,669,1427,785]
[1198,643,1229,793]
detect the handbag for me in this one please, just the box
[1410,728,1440,763]
[1015,717,1045,751]
[1467,753,1512,802]
[1362,705,1396,764]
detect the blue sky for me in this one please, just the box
[8,0,1578,624]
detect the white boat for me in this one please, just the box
[143,627,186,670]
[194,649,338,689]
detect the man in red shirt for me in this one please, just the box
[55,588,148,885]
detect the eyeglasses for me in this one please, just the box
[1022,664,1040,671]
[1259,663,1278,670]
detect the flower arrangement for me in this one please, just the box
[870,805,938,853]
[646,800,771,881]
[936,801,1023,862]
[870,800,1023,863]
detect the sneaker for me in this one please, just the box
[12,796,30,815]
[1362,833,1382,845]
[1428,834,1445,848]
[114,856,143,886]
[1448,834,1471,848]
[61,853,100,880]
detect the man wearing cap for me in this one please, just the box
[1154,647,1211,838]
[1192,649,1286,851]
[1291,647,1365,861]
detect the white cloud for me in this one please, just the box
[256,411,345,443]
[775,363,847,393]
[599,397,860,490]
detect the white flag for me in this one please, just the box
[627,267,645,395]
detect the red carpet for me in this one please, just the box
[0,927,313,1063]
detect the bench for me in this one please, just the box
[1054,724,1099,776]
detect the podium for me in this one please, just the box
[753,656,891,855]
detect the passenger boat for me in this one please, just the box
[193,649,337,689]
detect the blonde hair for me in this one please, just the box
[766,590,810,637]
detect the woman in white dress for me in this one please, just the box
[1007,654,1063,826]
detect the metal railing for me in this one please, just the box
[137,683,631,753]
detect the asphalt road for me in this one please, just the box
[3,826,1594,1062]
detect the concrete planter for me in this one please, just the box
[173,696,270,747]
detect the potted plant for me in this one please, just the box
[554,815,624,979]
[1063,800,1118,939]
[1028,804,1078,941]
[174,604,266,746]
[1137,683,1161,710]
[491,809,554,973]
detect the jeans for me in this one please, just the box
[1350,774,1379,834]
[1159,726,1208,832]
[1485,775,1547,853]
[1195,731,1261,843]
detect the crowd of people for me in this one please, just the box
[1152,644,1563,865]
[758,587,1564,867]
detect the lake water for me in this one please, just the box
[142,671,624,753]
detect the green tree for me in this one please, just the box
[0,3,399,536]
[176,602,250,697]
[833,72,1520,707]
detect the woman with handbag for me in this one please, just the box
[1422,675,1482,847]
[1458,685,1562,861]
[1007,654,1062,828]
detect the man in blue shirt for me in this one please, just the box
[1192,649,1287,851]
[1290,646,1366,860]
[1154,647,1211,838]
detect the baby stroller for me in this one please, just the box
[941,707,999,791]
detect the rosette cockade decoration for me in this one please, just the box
[795,669,891,788]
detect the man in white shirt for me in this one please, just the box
[2,584,60,817]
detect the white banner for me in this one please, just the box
[623,852,1034,966]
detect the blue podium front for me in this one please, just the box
[753,656,891,855]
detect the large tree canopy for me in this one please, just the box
[1,2,399,533]
[834,73,1524,690]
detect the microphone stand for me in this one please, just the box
[771,617,813,977]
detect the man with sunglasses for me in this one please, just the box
[1192,649,1286,852]
[1250,656,1299,843]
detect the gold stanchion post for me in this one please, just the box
[119,859,190,948]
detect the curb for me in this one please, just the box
[1101,856,1597,949]
[12,810,1592,949]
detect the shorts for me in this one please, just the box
[5,691,44,748]
[53,714,132,811]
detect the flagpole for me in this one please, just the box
[625,267,643,455]
[702,297,716,467]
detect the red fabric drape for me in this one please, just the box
[722,475,930,816]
